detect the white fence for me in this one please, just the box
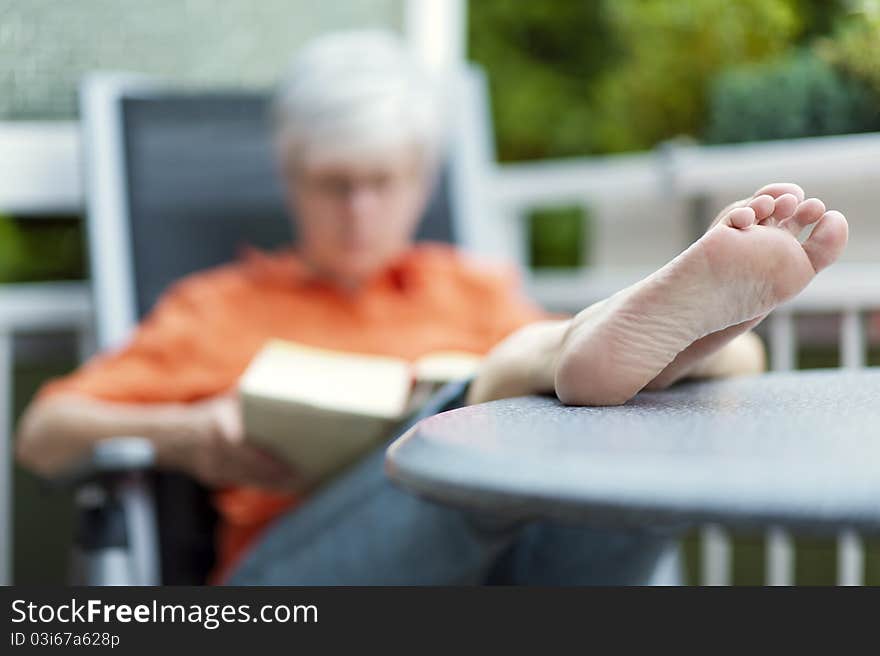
[0,283,93,585]
[487,132,880,294]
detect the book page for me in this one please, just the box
[414,351,482,384]
[239,339,413,419]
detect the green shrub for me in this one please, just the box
[528,205,590,269]
[469,0,830,160]
[817,9,880,96]
[468,0,853,160]
[0,214,85,283]
[0,215,28,281]
[468,0,619,161]
[589,0,801,153]
[705,51,880,143]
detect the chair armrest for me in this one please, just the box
[60,437,161,585]
[54,436,155,489]
[89,436,155,471]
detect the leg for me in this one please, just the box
[487,521,683,586]
[225,441,683,586]
[225,444,517,585]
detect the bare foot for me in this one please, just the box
[644,182,801,389]
[555,184,849,406]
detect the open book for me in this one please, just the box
[238,339,481,489]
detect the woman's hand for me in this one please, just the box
[163,393,302,491]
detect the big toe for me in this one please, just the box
[802,210,848,273]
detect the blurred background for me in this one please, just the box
[2,0,879,585]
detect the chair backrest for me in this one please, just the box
[78,68,495,583]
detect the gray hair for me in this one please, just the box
[273,30,446,168]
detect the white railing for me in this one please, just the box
[0,122,91,585]
[0,282,93,585]
[700,306,875,587]
[488,132,880,272]
[0,122,80,215]
[492,131,880,219]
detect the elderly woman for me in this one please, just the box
[16,31,846,585]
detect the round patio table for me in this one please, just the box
[385,369,880,535]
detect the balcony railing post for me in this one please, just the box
[769,310,797,372]
[838,308,866,586]
[766,528,795,587]
[766,311,797,586]
[700,524,731,586]
[840,309,866,369]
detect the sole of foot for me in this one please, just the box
[555,185,849,406]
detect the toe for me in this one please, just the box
[781,197,826,235]
[748,194,775,222]
[753,182,806,203]
[726,206,756,229]
[802,210,848,273]
[772,193,799,221]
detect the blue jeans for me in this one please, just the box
[226,444,682,586]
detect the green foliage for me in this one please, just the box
[528,205,589,269]
[0,214,28,281]
[789,0,852,40]
[817,7,880,96]
[705,51,880,143]
[589,0,801,153]
[468,0,855,160]
[0,215,85,283]
[468,0,619,161]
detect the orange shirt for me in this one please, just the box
[38,243,547,581]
